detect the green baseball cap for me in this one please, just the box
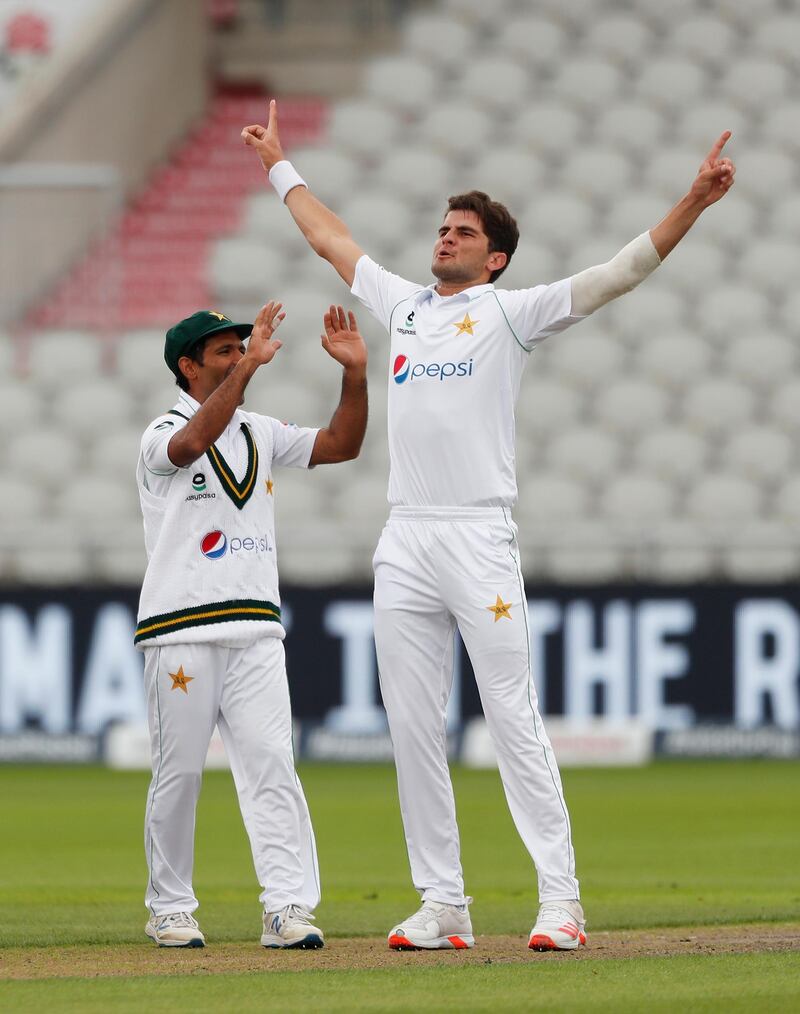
[164,310,253,377]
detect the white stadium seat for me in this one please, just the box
[337,192,411,258]
[465,148,547,210]
[6,427,81,490]
[636,331,712,392]
[114,328,167,392]
[0,383,41,433]
[240,191,311,257]
[677,100,752,152]
[50,379,132,440]
[541,523,627,584]
[642,146,703,200]
[494,15,568,70]
[0,477,47,524]
[400,13,474,71]
[720,427,794,485]
[560,145,632,201]
[594,105,666,158]
[664,16,739,70]
[546,427,620,484]
[731,147,796,203]
[520,191,594,254]
[513,102,584,160]
[660,241,726,296]
[593,378,670,437]
[210,238,284,304]
[720,58,791,115]
[454,57,532,114]
[87,425,146,486]
[770,379,800,433]
[549,58,625,114]
[683,378,755,437]
[363,56,438,114]
[325,99,400,160]
[415,103,494,161]
[373,147,453,207]
[605,284,687,346]
[738,239,800,296]
[752,14,800,65]
[601,473,675,524]
[686,473,761,523]
[647,521,716,583]
[774,477,800,521]
[766,194,800,241]
[694,285,770,347]
[714,0,784,28]
[721,521,800,583]
[691,193,758,248]
[545,332,624,390]
[580,16,655,68]
[603,193,669,240]
[515,472,588,524]
[516,379,582,437]
[284,146,359,209]
[390,240,437,287]
[633,426,708,487]
[59,476,140,528]
[497,240,561,290]
[26,330,104,390]
[761,101,800,157]
[635,58,707,114]
[777,290,800,338]
[726,335,797,391]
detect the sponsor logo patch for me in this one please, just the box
[201,530,228,559]
[392,353,474,384]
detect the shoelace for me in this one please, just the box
[158,912,198,929]
[282,905,316,925]
[537,903,577,926]
[402,898,472,930]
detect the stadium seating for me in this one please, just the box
[9,0,800,584]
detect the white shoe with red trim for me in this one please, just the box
[388,898,474,950]
[528,901,586,951]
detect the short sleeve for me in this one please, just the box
[351,254,423,332]
[269,418,319,469]
[497,278,587,351]
[141,415,187,476]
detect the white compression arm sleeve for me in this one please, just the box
[570,232,661,316]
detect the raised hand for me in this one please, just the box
[245,301,285,366]
[690,131,735,207]
[321,306,367,372]
[241,99,284,173]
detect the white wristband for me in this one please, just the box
[268,160,308,203]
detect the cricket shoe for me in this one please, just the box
[388,898,474,950]
[528,901,586,951]
[261,904,324,949]
[145,911,205,948]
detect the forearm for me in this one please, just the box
[648,192,707,260]
[311,366,368,465]
[570,232,661,316]
[169,360,258,465]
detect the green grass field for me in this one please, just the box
[1,760,798,1010]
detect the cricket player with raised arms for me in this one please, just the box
[135,300,367,948]
[242,101,735,951]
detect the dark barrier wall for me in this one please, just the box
[0,585,799,735]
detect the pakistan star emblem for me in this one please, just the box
[453,313,478,336]
[486,595,512,622]
[208,310,228,321]
[266,478,274,495]
[169,665,194,694]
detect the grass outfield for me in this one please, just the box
[0,760,798,1009]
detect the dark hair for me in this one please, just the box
[175,336,210,391]
[446,190,519,282]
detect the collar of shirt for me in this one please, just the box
[413,282,495,307]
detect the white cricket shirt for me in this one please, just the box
[351,255,585,507]
[135,391,318,647]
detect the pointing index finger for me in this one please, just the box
[706,130,731,163]
[267,98,278,134]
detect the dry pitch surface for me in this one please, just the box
[2,924,798,981]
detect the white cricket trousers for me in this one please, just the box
[143,636,320,916]
[373,506,579,906]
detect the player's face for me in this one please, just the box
[190,331,247,403]
[432,210,504,287]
